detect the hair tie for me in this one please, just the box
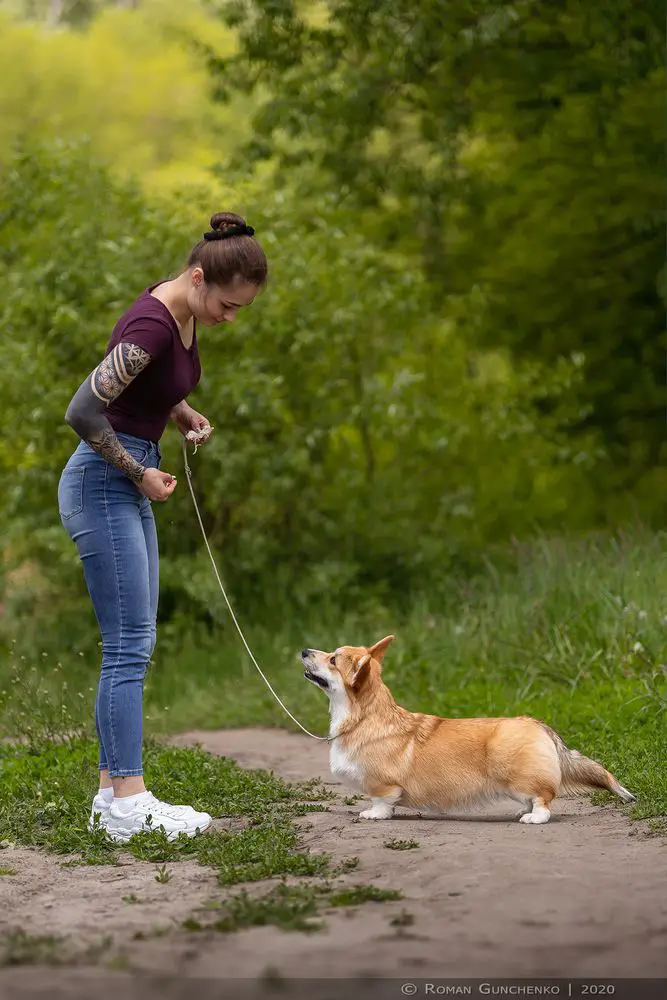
[204,224,255,241]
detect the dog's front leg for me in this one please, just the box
[359,785,402,820]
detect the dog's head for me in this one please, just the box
[301,636,394,700]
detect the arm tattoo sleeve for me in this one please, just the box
[90,343,151,403]
[65,343,152,484]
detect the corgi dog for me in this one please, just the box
[301,636,636,824]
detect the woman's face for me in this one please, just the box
[188,268,258,326]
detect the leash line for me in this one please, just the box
[181,440,331,743]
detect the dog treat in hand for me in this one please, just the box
[186,425,213,445]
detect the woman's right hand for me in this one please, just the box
[137,467,177,501]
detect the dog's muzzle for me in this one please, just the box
[303,668,329,690]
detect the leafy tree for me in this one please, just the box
[0,1,253,192]
[0,141,596,642]
[211,0,665,489]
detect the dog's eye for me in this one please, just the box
[329,655,336,666]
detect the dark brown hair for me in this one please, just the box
[186,212,268,287]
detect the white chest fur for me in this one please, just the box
[328,693,364,791]
[329,741,364,791]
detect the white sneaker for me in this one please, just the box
[104,791,212,843]
[88,792,112,832]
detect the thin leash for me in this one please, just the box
[181,439,331,743]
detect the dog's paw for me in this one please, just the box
[518,807,551,825]
[359,807,393,820]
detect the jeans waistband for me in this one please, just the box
[115,431,158,447]
[69,432,162,466]
[115,432,161,457]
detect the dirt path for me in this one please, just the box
[1,727,665,997]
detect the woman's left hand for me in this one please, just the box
[171,402,214,445]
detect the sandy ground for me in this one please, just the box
[0,726,665,999]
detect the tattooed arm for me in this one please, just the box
[65,343,152,484]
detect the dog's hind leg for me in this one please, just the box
[359,785,402,820]
[505,791,533,819]
[504,725,560,824]
[517,790,555,825]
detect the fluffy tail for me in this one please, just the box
[540,724,636,803]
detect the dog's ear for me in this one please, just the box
[350,653,371,690]
[368,635,395,664]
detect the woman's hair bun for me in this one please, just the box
[188,210,267,287]
[210,211,247,233]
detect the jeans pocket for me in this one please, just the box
[118,438,150,466]
[58,466,86,520]
[126,446,150,467]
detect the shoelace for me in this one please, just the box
[142,793,197,820]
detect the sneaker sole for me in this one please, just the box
[105,819,212,844]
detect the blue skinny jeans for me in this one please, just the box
[57,433,161,777]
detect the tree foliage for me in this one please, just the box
[0,142,595,634]
[213,0,666,485]
[0,0,252,191]
[2,2,664,642]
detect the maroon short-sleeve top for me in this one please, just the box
[104,283,201,443]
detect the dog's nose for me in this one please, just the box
[301,649,310,658]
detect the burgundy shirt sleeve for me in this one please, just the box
[112,315,174,361]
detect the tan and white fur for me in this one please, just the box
[301,636,636,824]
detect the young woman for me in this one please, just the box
[58,212,267,843]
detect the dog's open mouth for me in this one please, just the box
[304,668,329,690]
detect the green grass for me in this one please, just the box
[183,880,403,934]
[1,530,666,819]
[0,531,663,962]
[0,927,120,969]
[154,863,172,884]
[133,530,664,819]
[328,885,402,906]
[384,838,420,851]
[0,738,333,880]
[187,883,327,934]
[0,930,66,967]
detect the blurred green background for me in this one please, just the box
[0,2,665,796]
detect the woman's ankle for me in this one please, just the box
[112,775,147,798]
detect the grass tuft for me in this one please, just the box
[328,885,402,907]
[384,838,419,851]
[185,879,403,934]
[210,883,326,934]
[0,930,66,967]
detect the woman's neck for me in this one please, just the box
[151,273,193,332]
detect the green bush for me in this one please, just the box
[0,140,600,650]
